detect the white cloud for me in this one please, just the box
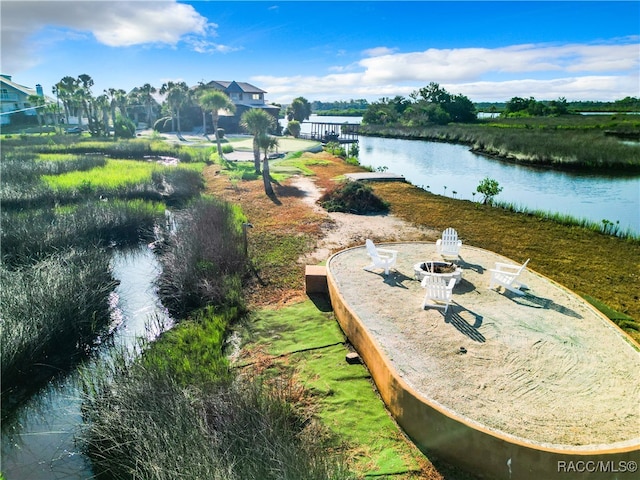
[255,40,639,103]
[1,0,217,71]
[362,46,398,57]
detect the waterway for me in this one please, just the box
[1,246,172,480]
[294,116,640,235]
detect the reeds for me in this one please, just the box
[1,200,164,265]
[156,196,248,317]
[494,200,638,240]
[1,249,117,403]
[80,342,351,480]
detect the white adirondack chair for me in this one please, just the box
[488,258,530,296]
[364,239,398,275]
[436,227,462,261]
[421,275,456,313]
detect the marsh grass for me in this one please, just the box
[156,196,248,317]
[1,249,117,408]
[80,343,352,480]
[494,200,637,240]
[1,200,164,265]
[360,118,640,171]
[2,157,204,209]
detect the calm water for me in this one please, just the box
[292,116,639,235]
[359,136,640,235]
[1,246,171,480]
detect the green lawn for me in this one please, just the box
[239,299,426,478]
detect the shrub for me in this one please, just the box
[476,177,503,205]
[318,180,389,214]
[156,197,248,317]
[114,114,136,139]
[287,120,301,138]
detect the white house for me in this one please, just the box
[0,74,53,126]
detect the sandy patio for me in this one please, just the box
[327,242,640,449]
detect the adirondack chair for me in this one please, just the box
[488,258,530,296]
[364,239,398,275]
[436,228,462,261]
[421,275,456,313]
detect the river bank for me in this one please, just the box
[359,119,640,172]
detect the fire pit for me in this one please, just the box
[413,260,463,284]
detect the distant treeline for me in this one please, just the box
[312,99,369,116]
[476,97,640,113]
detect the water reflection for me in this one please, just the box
[358,136,639,234]
[1,246,171,479]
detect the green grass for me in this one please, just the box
[42,159,205,191]
[240,299,426,477]
[80,305,353,480]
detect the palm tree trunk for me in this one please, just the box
[262,154,273,195]
[253,136,261,173]
[213,119,223,158]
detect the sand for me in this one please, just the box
[291,174,640,450]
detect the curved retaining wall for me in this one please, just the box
[326,255,640,480]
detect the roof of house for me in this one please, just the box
[0,75,38,97]
[205,80,266,94]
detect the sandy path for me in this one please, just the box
[291,175,438,264]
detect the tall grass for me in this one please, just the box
[33,137,217,163]
[1,200,164,265]
[1,249,117,406]
[80,341,351,480]
[493,200,639,241]
[1,158,204,209]
[156,196,248,317]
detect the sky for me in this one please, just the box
[2,1,639,104]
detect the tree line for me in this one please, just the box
[362,82,476,126]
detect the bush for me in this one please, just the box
[318,180,389,214]
[287,120,301,138]
[114,114,136,139]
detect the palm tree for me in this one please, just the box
[198,90,235,159]
[161,81,190,133]
[27,94,45,129]
[241,109,276,174]
[94,94,111,136]
[257,134,279,196]
[77,74,95,131]
[55,76,79,125]
[137,83,157,126]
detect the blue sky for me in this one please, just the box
[2,1,639,104]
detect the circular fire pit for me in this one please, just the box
[413,261,463,284]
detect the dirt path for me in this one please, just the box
[291,175,438,264]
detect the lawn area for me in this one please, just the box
[227,135,321,153]
[237,299,444,479]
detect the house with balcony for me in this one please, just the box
[0,74,52,127]
[202,80,280,132]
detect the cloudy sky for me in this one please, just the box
[2,1,639,104]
